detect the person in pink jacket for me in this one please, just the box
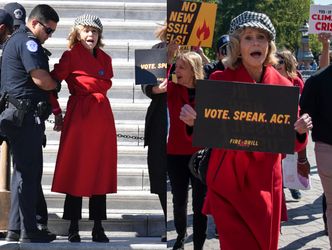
[179,11,312,250]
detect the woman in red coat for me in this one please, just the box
[51,14,117,243]
[180,11,312,250]
[274,49,310,201]
[167,51,208,250]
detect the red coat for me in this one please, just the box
[291,76,304,94]
[51,43,117,197]
[167,80,201,155]
[204,64,307,250]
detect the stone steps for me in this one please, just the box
[44,121,146,144]
[0,235,166,249]
[3,1,166,21]
[0,0,166,244]
[45,38,158,60]
[49,58,138,79]
[51,78,146,103]
[47,207,163,236]
[49,19,162,40]
[43,189,161,211]
[52,97,149,121]
[43,144,147,165]
[42,167,150,191]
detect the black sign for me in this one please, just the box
[134,49,167,85]
[193,80,300,154]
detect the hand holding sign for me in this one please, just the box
[180,104,197,127]
[152,79,167,94]
[294,113,313,134]
[318,32,332,44]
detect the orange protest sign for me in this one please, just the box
[167,1,217,47]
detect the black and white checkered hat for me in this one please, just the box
[229,11,276,40]
[74,14,103,32]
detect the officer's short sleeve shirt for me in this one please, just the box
[1,26,49,100]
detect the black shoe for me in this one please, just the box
[68,231,81,242]
[5,230,20,242]
[173,234,187,250]
[37,224,56,239]
[290,189,302,200]
[0,232,6,239]
[20,229,56,243]
[92,228,109,243]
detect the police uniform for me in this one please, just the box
[0,25,51,233]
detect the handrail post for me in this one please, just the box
[0,141,11,232]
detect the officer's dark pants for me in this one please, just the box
[8,150,48,231]
[9,181,47,230]
[7,112,45,232]
[63,194,107,220]
[167,155,207,250]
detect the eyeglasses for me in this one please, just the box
[37,21,55,35]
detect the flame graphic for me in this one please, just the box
[196,20,210,44]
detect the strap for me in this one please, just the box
[7,95,23,109]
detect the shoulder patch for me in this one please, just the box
[26,40,38,52]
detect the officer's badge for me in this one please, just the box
[26,40,38,52]
[98,69,104,76]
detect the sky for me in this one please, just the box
[314,0,332,4]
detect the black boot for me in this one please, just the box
[92,227,109,243]
[68,220,80,243]
[92,220,109,243]
[173,233,187,250]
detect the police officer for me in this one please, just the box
[0,9,13,240]
[0,4,59,243]
[203,34,229,79]
[0,9,13,46]
[3,2,26,31]
[3,3,53,240]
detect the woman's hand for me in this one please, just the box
[318,32,331,45]
[180,104,197,126]
[53,113,63,131]
[167,40,179,64]
[152,79,167,94]
[294,113,312,134]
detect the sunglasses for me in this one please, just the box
[37,21,55,35]
[277,59,285,65]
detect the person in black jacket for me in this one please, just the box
[203,34,229,79]
[300,64,332,247]
[141,22,177,242]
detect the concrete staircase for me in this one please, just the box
[0,0,166,249]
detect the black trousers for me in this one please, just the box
[63,194,107,221]
[167,154,207,250]
[7,113,45,232]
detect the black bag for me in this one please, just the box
[188,147,212,185]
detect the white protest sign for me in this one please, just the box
[309,5,332,34]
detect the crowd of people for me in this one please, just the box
[0,2,330,250]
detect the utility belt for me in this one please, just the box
[7,96,34,112]
[0,93,51,127]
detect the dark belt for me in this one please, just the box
[7,96,34,112]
